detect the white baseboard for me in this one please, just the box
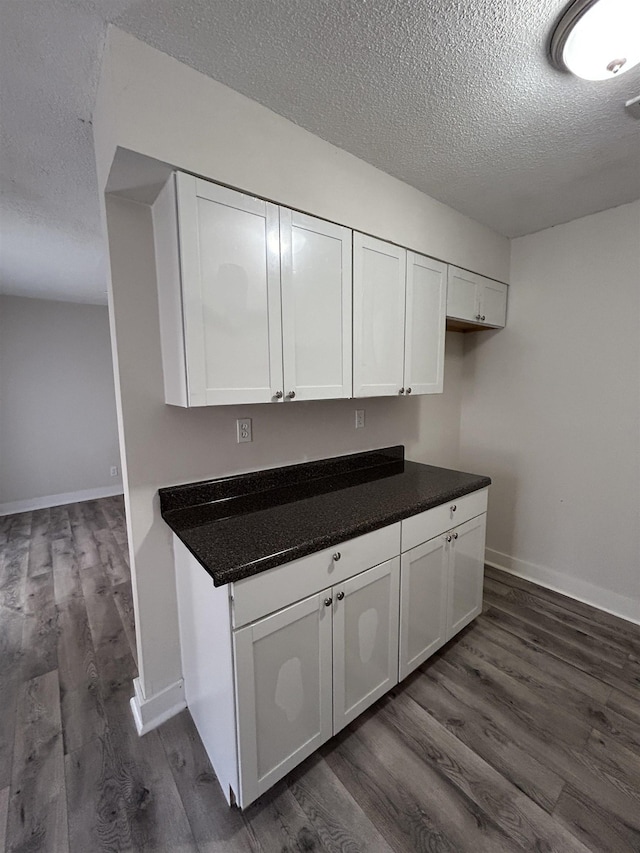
[0,484,124,516]
[485,547,640,627]
[130,676,186,736]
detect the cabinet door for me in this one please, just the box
[446,266,480,323]
[233,591,333,807]
[176,173,283,405]
[280,210,352,400]
[399,535,449,681]
[480,279,508,328]
[333,558,400,732]
[353,234,406,397]
[404,252,447,395]
[447,514,486,639]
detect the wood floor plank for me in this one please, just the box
[52,537,82,604]
[94,528,129,586]
[79,656,197,853]
[6,670,68,853]
[48,505,71,541]
[377,690,591,853]
[287,754,394,853]
[67,504,100,571]
[439,636,592,750]
[483,575,640,661]
[485,567,640,646]
[21,571,58,681]
[553,783,640,853]
[0,786,8,853]
[158,710,259,853]
[57,594,107,755]
[452,622,623,745]
[112,581,138,666]
[403,665,565,813]
[325,707,520,853]
[608,685,640,727]
[0,513,31,615]
[483,584,638,675]
[481,604,640,699]
[241,780,326,853]
[0,605,23,790]
[470,616,612,705]
[424,653,640,827]
[27,508,51,578]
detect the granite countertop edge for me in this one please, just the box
[162,468,491,587]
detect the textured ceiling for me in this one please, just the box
[1,0,639,303]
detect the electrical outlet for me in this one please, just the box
[110,466,119,477]
[355,409,365,429]
[236,418,252,443]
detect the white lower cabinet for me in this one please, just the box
[447,514,486,637]
[174,491,487,811]
[399,536,449,681]
[233,591,333,806]
[234,557,400,804]
[333,558,400,732]
[399,511,487,682]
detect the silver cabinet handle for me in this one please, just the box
[406,387,412,394]
[324,597,333,607]
[399,388,405,395]
[274,390,283,399]
[337,591,345,601]
[446,534,452,542]
[475,314,481,320]
[333,552,341,561]
[481,315,486,321]
[451,504,457,512]
[286,390,296,399]
[453,531,459,540]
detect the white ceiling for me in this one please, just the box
[1,0,639,304]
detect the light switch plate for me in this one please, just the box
[355,409,365,429]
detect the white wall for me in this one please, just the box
[94,28,509,716]
[0,295,123,513]
[459,200,640,623]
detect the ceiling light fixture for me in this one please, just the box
[549,0,640,80]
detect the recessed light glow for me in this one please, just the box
[551,0,640,81]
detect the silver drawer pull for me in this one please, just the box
[337,591,345,601]
[446,534,452,542]
[333,552,341,561]
[451,504,457,512]
[324,597,333,607]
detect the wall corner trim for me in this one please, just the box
[485,547,640,627]
[129,676,186,736]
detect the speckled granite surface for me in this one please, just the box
[159,446,490,586]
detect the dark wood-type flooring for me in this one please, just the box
[1,497,639,852]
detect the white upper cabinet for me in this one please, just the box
[447,266,508,330]
[353,234,446,398]
[353,234,406,397]
[154,173,352,406]
[280,210,352,401]
[404,252,447,395]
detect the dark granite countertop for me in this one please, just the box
[159,446,491,586]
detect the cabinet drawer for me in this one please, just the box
[232,523,401,627]
[401,488,488,552]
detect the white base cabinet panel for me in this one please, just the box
[333,558,400,732]
[234,591,333,806]
[399,536,448,681]
[174,492,487,810]
[399,512,487,682]
[447,515,486,637]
